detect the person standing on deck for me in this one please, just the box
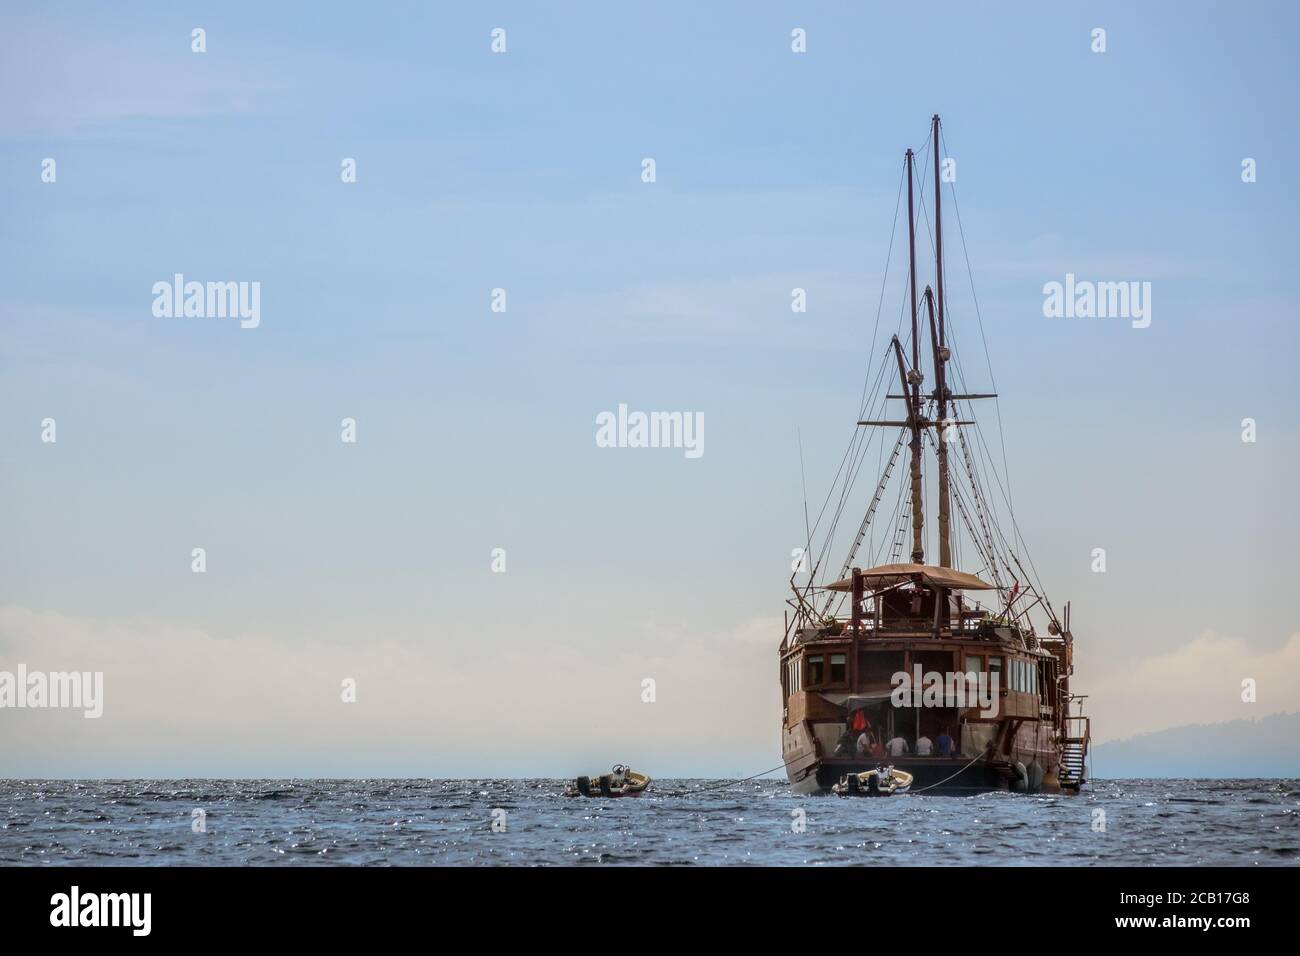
[835,728,856,756]
[850,708,870,736]
[936,728,955,757]
[886,733,910,757]
[916,733,933,756]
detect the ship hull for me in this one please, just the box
[789,756,1003,795]
[784,719,1063,795]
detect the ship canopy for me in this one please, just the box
[822,562,995,593]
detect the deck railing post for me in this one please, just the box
[850,567,864,635]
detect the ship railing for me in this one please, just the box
[858,621,986,636]
[806,614,991,640]
[879,615,987,632]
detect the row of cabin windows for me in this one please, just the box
[793,651,1040,696]
[960,654,1037,695]
[959,655,1004,695]
[1016,658,1039,695]
[786,657,802,694]
[806,653,848,686]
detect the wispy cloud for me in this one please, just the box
[0,22,301,138]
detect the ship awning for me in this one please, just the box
[823,562,996,592]
[820,691,895,706]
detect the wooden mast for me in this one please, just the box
[925,286,950,634]
[904,148,924,564]
[931,114,951,572]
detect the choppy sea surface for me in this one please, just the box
[1,778,1297,866]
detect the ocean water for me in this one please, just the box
[1,778,1297,866]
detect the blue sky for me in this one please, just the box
[1,2,1298,776]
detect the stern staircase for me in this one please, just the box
[1059,698,1090,791]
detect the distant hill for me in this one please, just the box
[1092,710,1300,779]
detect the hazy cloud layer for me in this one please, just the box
[1085,631,1300,743]
[5,603,1297,775]
[0,605,781,778]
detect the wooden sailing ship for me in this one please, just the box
[780,116,1090,795]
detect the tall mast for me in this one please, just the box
[931,114,951,570]
[932,116,946,357]
[926,287,950,571]
[904,148,924,565]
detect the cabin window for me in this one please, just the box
[829,653,847,683]
[1031,663,1038,696]
[1013,660,1023,692]
[787,658,801,694]
[988,656,1003,691]
[860,650,904,686]
[965,654,983,677]
[916,649,954,675]
[807,655,825,685]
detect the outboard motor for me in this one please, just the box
[575,775,592,797]
[847,773,860,794]
[867,772,880,796]
[598,774,614,796]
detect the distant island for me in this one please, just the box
[1092,711,1300,779]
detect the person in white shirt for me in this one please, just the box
[856,732,871,756]
[916,734,933,756]
[886,734,909,756]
